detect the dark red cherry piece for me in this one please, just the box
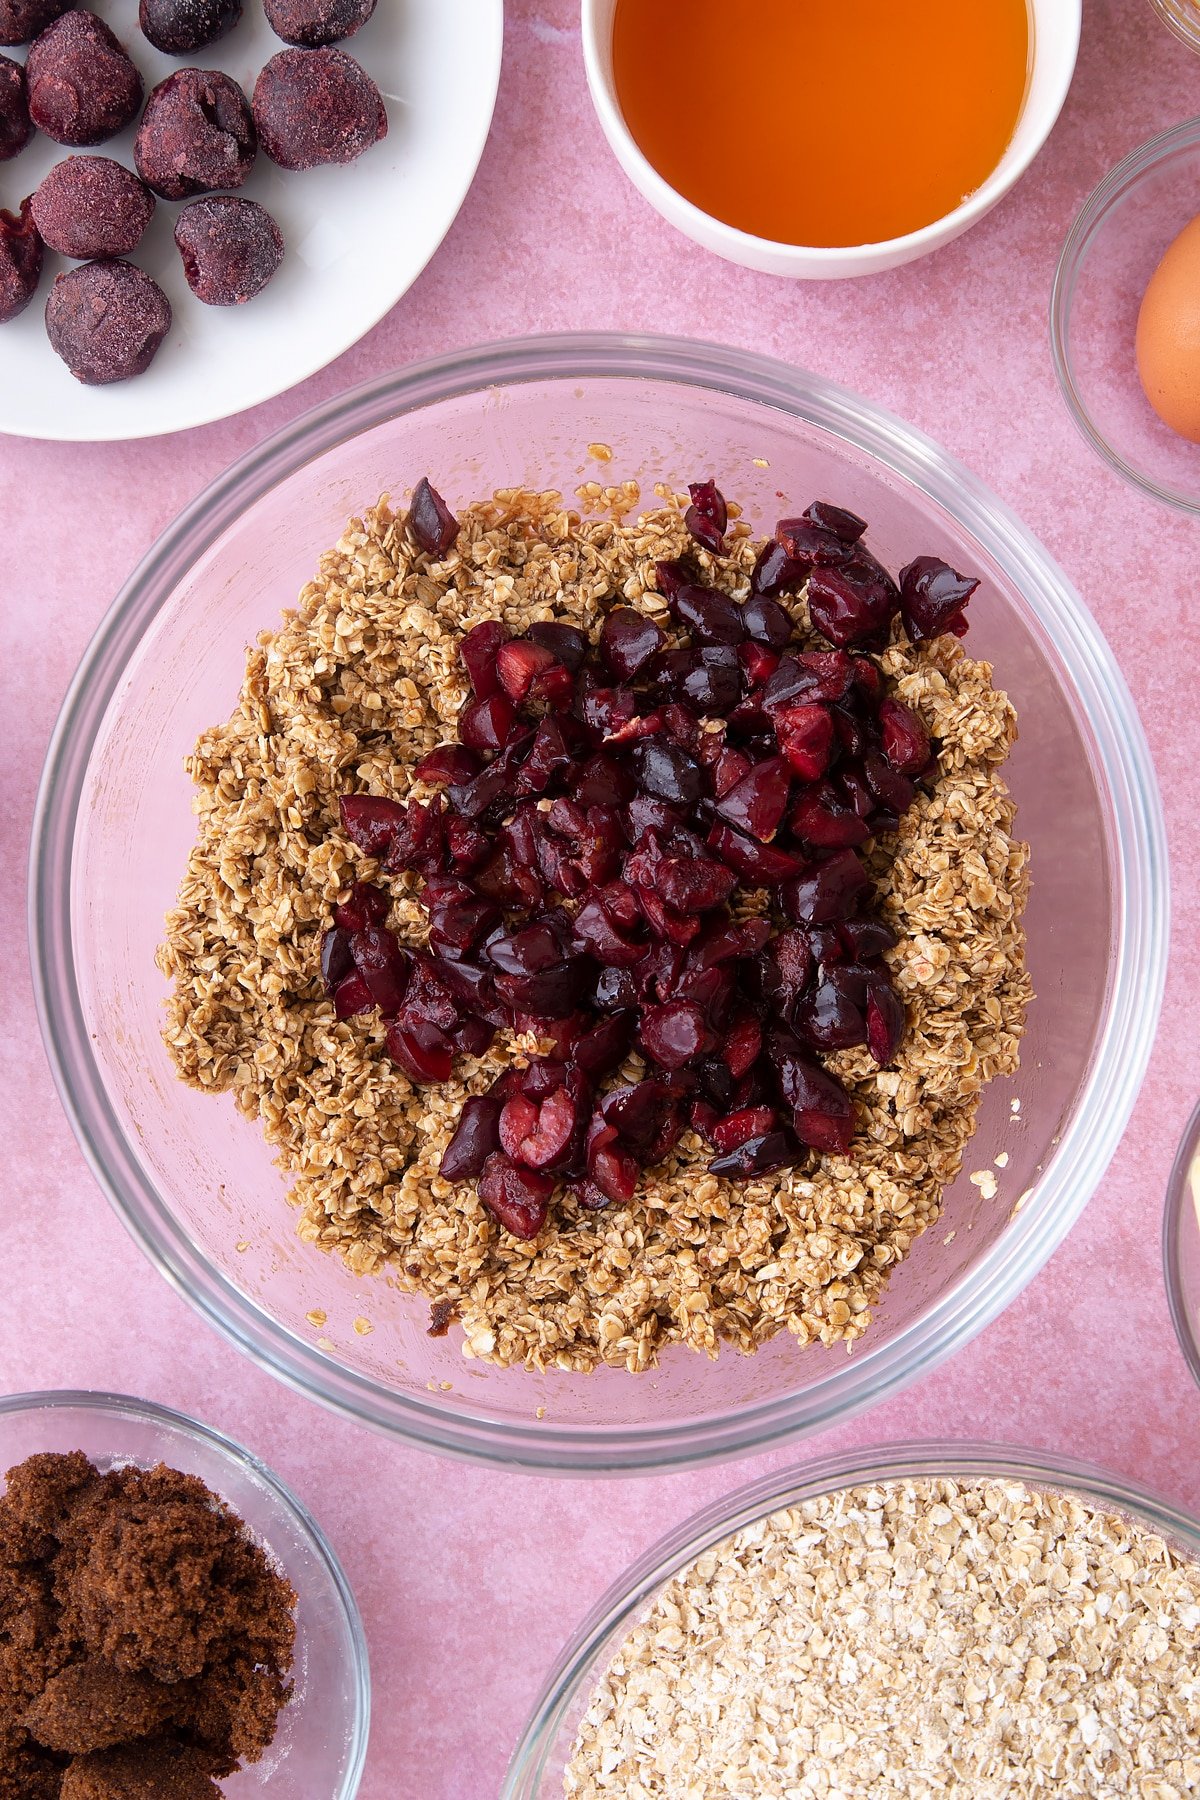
[477,1153,552,1238]
[439,1095,503,1182]
[408,476,458,558]
[898,555,978,644]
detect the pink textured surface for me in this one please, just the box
[2,2,1199,1795]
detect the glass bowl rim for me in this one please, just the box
[1145,0,1200,54]
[1163,1097,1200,1390]
[1049,113,1200,515]
[500,1436,1200,1797]
[0,1387,371,1799]
[28,330,1169,1474]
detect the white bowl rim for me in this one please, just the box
[580,0,1083,266]
[28,331,1169,1475]
[500,1437,1200,1796]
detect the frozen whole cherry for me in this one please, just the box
[175,195,283,304]
[45,258,171,383]
[0,52,31,158]
[32,156,155,258]
[140,0,242,55]
[26,11,143,147]
[135,68,256,201]
[253,46,387,169]
[264,0,376,47]
[0,0,69,46]
[0,198,42,322]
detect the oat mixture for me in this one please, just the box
[564,1477,1200,1799]
[157,484,1031,1372]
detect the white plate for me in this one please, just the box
[0,0,503,439]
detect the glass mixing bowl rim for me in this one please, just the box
[1049,113,1200,515]
[1163,1097,1200,1391]
[500,1436,1200,1796]
[28,331,1169,1474]
[1145,0,1200,54]
[0,1388,371,1799]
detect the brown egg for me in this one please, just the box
[1136,212,1200,444]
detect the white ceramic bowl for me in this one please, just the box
[581,0,1081,278]
[0,0,503,441]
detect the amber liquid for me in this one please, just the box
[612,0,1030,248]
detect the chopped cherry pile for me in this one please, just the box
[321,478,979,1240]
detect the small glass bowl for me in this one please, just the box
[1146,0,1200,52]
[1164,1100,1200,1390]
[0,1391,370,1799]
[1051,117,1200,513]
[501,1441,1200,1796]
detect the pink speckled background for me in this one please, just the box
[3,2,1200,1795]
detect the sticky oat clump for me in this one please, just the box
[157,486,1031,1373]
[564,1477,1200,1799]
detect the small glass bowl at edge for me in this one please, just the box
[1051,115,1200,514]
[0,1390,370,1800]
[1145,0,1200,54]
[1164,1100,1200,1392]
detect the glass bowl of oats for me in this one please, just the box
[30,334,1166,1472]
[503,1443,1200,1796]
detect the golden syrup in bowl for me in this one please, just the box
[611,0,1031,248]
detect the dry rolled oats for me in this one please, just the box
[565,1478,1200,1798]
[157,489,1031,1373]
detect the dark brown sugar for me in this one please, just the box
[0,1451,295,1796]
[25,1664,176,1755]
[61,1745,219,1799]
[0,1743,65,1800]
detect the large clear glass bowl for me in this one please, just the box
[0,1391,369,1797]
[501,1440,1200,1795]
[29,334,1168,1473]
